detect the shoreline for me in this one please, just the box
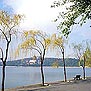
[2,77,91,91]
[0,66,91,68]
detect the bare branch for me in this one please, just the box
[36,38,45,49]
[0,47,4,62]
[0,29,8,42]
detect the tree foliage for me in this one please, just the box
[19,30,51,55]
[51,0,91,37]
[51,34,64,51]
[71,43,84,60]
[0,11,23,38]
[84,41,91,67]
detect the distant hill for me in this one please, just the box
[0,58,79,67]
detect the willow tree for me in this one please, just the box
[0,10,23,91]
[19,30,51,86]
[51,0,91,37]
[51,34,67,82]
[52,60,59,68]
[72,42,87,79]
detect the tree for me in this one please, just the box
[51,0,91,37]
[72,42,86,79]
[19,30,51,86]
[51,34,67,82]
[0,10,23,91]
[52,60,59,68]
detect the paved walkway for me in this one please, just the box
[2,77,91,91]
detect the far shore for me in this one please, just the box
[2,76,91,91]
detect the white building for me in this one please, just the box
[29,60,36,64]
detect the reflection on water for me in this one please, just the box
[0,66,91,89]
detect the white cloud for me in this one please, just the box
[4,0,62,34]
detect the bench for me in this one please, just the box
[73,75,81,80]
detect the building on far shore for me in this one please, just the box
[29,60,36,64]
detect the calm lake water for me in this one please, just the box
[0,66,91,89]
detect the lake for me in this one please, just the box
[0,66,91,89]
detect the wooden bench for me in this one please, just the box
[73,75,81,80]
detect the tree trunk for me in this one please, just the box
[83,56,86,79]
[1,41,10,91]
[2,62,6,91]
[62,49,67,82]
[40,48,45,86]
[40,60,44,86]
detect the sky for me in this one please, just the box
[2,0,61,34]
[0,0,91,59]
